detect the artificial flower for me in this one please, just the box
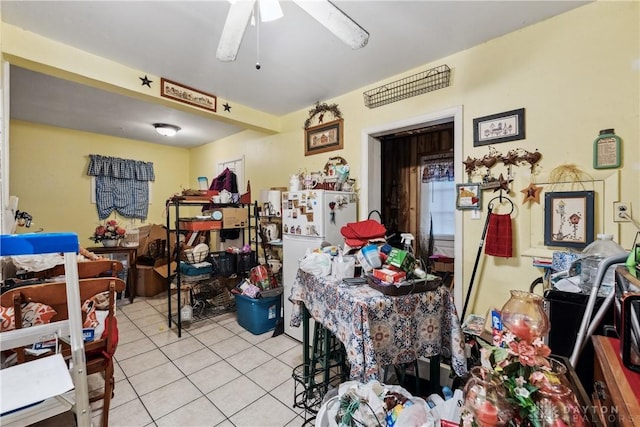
[465,331,561,427]
[90,219,126,243]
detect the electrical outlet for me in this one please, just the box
[613,202,631,222]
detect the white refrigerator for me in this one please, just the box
[282,190,358,341]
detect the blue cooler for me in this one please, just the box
[235,293,281,335]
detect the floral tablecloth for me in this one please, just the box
[289,270,467,382]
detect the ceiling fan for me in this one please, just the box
[216,0,369,62]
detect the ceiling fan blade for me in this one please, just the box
[292,0,368,49]
[216,0,256,62]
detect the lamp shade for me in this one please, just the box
[153,123,181,137]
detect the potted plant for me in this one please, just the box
[90,219,126,247]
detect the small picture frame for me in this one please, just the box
[197,176,209,190]
[473,108,525,146]
[305,119,343,156]
[544,191,595,248]
[456,183,482,210]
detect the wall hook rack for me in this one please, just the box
[464,146,543,182]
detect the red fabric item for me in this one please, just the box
[609,337,640,396]
[484,213,512,258]
[340,219,386,248]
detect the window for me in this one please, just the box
[420,154,455,257]
[87,155,154,220]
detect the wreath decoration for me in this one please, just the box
[304,102,342,129]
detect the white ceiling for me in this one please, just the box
[2,1,589,148]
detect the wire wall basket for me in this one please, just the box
[363,64,451,109]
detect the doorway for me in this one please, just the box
[378,122,454,264]
[360,106,464,311]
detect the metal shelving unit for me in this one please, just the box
[165,198,258,337]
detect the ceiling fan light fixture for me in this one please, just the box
[216,0,368,62]
[153,123,181,137]
[259,0,283,22]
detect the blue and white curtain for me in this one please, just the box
[87,155,155,220]
[421,156,454,183]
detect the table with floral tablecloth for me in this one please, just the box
[289,270,467,382]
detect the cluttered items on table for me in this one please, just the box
[296,240,441,295]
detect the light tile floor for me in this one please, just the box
[88,294,307,427]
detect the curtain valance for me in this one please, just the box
[87,155,155,182]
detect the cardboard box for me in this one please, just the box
[433,261,454,273]
[136,224,173,258]
[154,261,178,279]
[387,248,415,272]
[221,207,249,228]
[136,264,169,297]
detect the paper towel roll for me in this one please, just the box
[268,190,282,216]
[259,189,270,204]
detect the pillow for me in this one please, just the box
[0,302,57,332]
[82,291,113,329]
[91,291,111,311]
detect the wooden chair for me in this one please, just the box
[34,259,124,280]
[1,277,125,427]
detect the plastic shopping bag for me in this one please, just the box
[299,251,332,277]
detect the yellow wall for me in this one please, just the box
[9,121,190,246]
[189,1,640,314]
[5,1,639,316]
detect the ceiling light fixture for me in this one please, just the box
[258,0,283,22]
[153,123,181,137]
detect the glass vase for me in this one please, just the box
[501,290,550,343]
[535,383,585,427]
[463,366,514,427]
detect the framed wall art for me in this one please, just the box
[160,78,217,112]
[456,183,482,210]
[544,190,594,248]
[305,119,343,156]
[473,108,525,146]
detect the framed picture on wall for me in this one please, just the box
[544,191,595,248]
[305,119,343,156]
[160,78,217,112]
[473,108,525,146]
[456,183,482,210]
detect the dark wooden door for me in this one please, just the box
[380,122,454,261]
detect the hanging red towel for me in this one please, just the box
[484,213,513,258]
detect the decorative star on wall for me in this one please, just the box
[493,173,511,192]
[463,156,477,175]
[520,182,543,204]
[500,150,520,167]
[223,103,231,112]
[139,75,153,87]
